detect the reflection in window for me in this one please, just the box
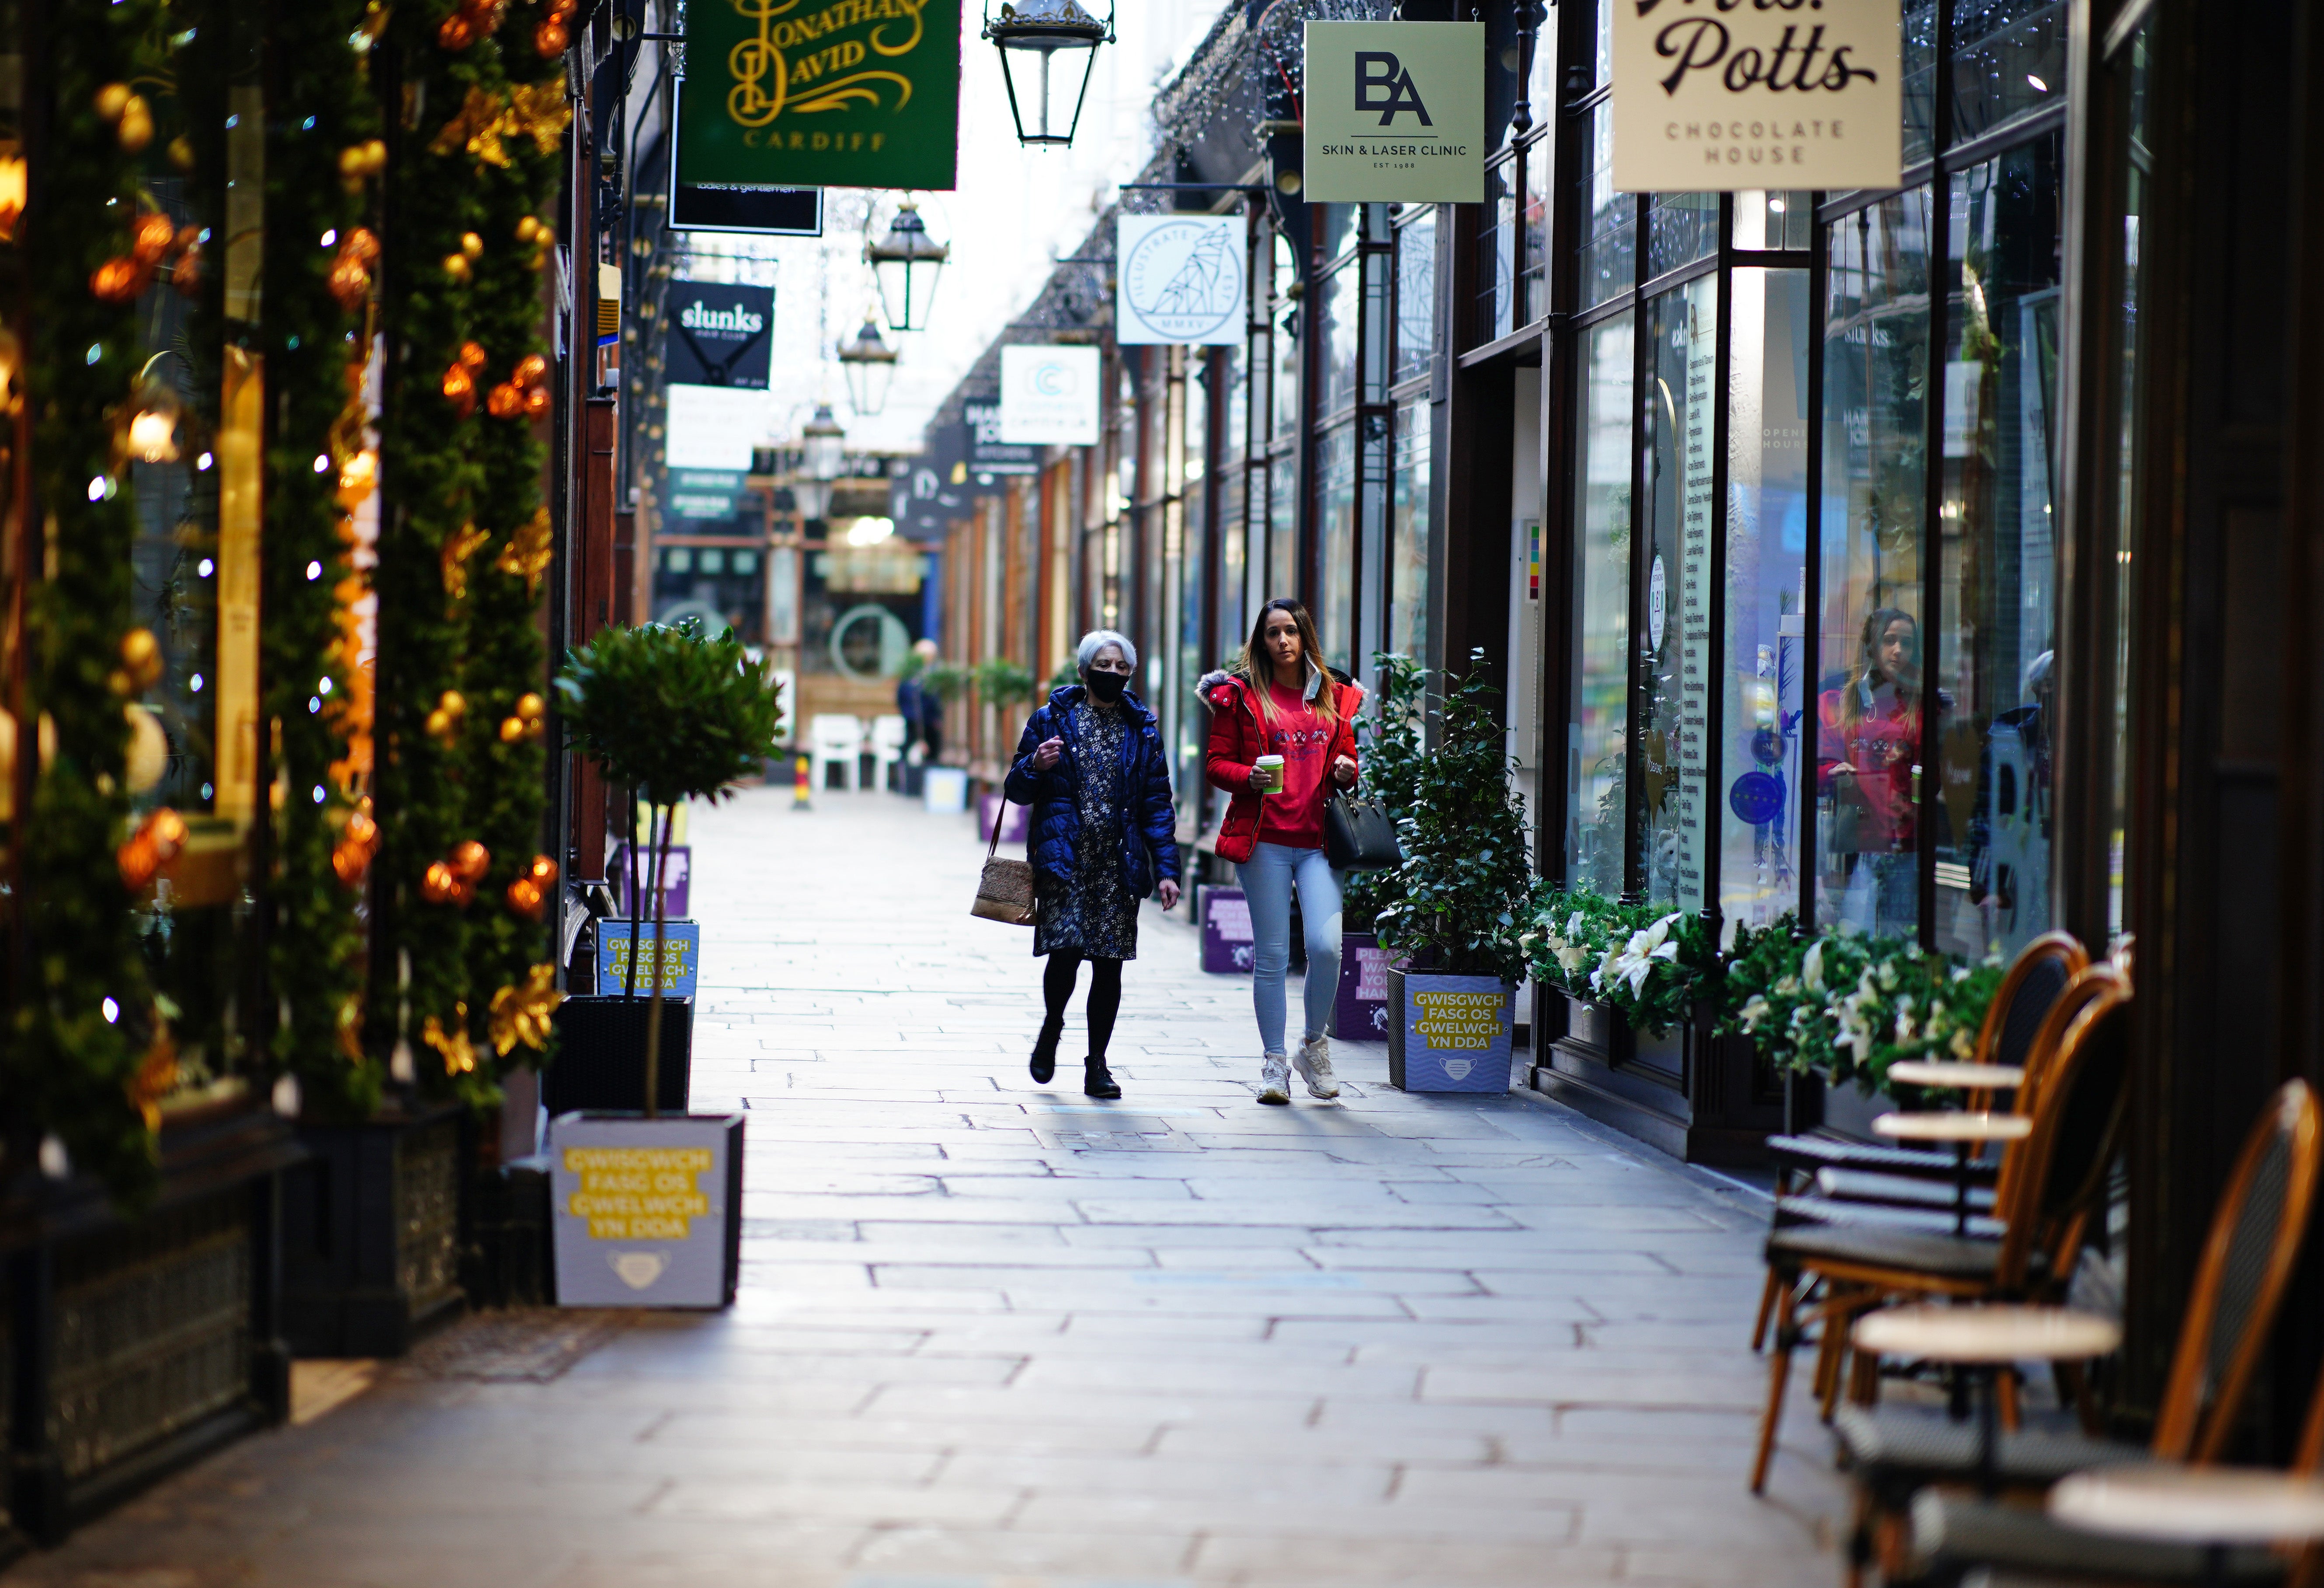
[1939,134,2062,959]
[1361,246,1390,404]
[1223,343,1248,467]
[2105,25,2150,940]
[1316,426,1356,672]
[1568,314,1633,895]
[1390,398,1430,665]
[1641,279,1718,912]
[1520,167,1550,325]
[1393,208,1436,388]
[1323,260,1361,416]
[1579,104,1636,310]
[1219,467,1247,664]
[1267,452,1298,602]
[1904,0,1939,166]
[1647,192,1718,281]
[1274,311,1301,443]
[1480,156,1518,341]
[1951,0,2065,146]
[1721,270,1812,940]
[1733,190,1813,252]
[1820,190,1933,938]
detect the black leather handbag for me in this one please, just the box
[1323,795,1403,872]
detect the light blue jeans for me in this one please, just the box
[1236,842,1342,1057]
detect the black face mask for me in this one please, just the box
[1086,669,1129,703]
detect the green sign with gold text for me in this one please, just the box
[677,0,960,191]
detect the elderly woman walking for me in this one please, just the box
[1004,630,1183,1098]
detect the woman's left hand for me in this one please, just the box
[1156,879,1181,910]
[1331,755,1358,788]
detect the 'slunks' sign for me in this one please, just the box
[677,0,961,192]
[1612,0,1900,193]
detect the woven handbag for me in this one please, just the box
[1323,794,1403,872]
[971,801,1037,926]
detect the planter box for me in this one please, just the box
[1330,931,1394,1039]
[1200,885,1254,974]
[280,1103,467,1358]
[1386,970,1514,1093]
[549,1113,744,1309]
[924,766,969,813]
[545,995,693,1116]
[0,1102,302,1548]
[1533,992,1782,1166]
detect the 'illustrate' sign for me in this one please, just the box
[1303,21,1484,204]
[677,0,962,192]
[1116,215,1246,347]
[998,345,1100,447]
[1611,0,1900,192]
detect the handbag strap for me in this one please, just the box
[987,797,1007,861]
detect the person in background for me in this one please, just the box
[1819,606,1929,937]
[1004,631,1182,1099]
[1201,599,1361,1106]
[897,637,943,763]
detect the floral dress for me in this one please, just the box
[1034,701,1140,961]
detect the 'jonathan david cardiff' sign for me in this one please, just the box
[1612,0,1900,193]
[1303,21,1483,204]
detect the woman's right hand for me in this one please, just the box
[1247,761,1276,794]
[1031,736,1064,771]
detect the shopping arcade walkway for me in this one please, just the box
[8,787,1843,1588]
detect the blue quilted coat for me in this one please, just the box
[1003,685,1182,897]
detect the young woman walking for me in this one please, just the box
[1004,630,1182,1099]
[1202,599,1362,1104]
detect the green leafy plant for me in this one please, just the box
[557,620,783,1115]
[973,657,1038,710]
[1522,885,1716,1037]
[1373,652,1532,985]
[1341,653,1426,935]
[920,661,970,704]
[1046,658,1079,693]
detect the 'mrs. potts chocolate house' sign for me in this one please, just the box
[1611,0,1900,193]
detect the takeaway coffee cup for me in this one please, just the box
[1254,754,1284,794]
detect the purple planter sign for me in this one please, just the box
[1332,931,1393,1039]
[1202,886,1254,974]
[1386,970,1514,1093]
[611,843,691,919]
[979,794,1030,845]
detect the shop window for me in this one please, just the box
[1936,132,2062,959]
[733,549,759,576]
[1720,269,1813,940]
[1567,313,1634,895]
[699,547,725,575]
[1273,309,1301,443]
[1323,260,1362,418]
[1361,247,1391,405]
[1733,191,1813,253]
[1904,0,1940,167]
[1578,103,1636,311]
[1315,203,1360,266]
[1819,188,1934,939]
[1640,278,1719,912]
[1519,166,1550,325]
[1223,343,1248,468]
[1317,425,1356,671]
[664,547,692,573]
[1646,192,1718,282]
[1389,398,1431,666]
[1393,207,1437,389]
[2104,23,2150,941]
[1479,155,1518,341]
[1219,468,1247,665]
[1950,0,2065,148]
[1267,452,1298,602]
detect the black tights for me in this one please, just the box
[1041,952,1123,1063]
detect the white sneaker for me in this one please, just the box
[1293,1034,1341,1099]
[1258,1052,1292,1105]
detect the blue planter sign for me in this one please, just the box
[597,920,701,999]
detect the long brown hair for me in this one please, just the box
[1238,598,1337,736]
[1841,607,1921,729]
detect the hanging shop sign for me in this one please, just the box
[1610,0,1900,192]
[676,0,962,192]
[997,345,1101,447]
[1302,21,1485,204]
[667,469,747,521]
[1115,215,1247,347]
[666,385,768,471]
[667,109,825,235]
[964,399,1038,478]
[664,282,775,388]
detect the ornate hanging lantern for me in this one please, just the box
[865,200,949,333]
[982,0,1113,150]
[836,316,899,418]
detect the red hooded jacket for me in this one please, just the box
[1202,668,1363,863]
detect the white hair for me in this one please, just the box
[1076,629,1137,676]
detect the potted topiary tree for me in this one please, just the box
[1334,652,1426,1040]
[547,618,781,1307]
[1374,652,1533,1093]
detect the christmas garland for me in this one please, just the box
[9,0,176,1200]
[369,0,567,1098]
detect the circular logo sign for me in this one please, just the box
[1728,770,1785,827]
[1122,219,1245,342]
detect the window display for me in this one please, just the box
[1567,314,1633,895]
[1640,277,1717,912]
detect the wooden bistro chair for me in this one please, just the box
[1894,1078,2323,1588]
[1747,966,2133,1495]
[1751,931,2091,1352]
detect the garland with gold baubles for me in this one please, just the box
[369,0,569,1100]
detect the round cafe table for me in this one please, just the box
[1874,1110,2034,1234]
[1853,1304,2123,1492]
[2050,1466,2324,1588]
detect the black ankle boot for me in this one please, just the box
[1082,1059,1121,1099]
[1030,1019,1062,1084]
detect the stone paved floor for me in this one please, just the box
[7,787,1846,1588]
